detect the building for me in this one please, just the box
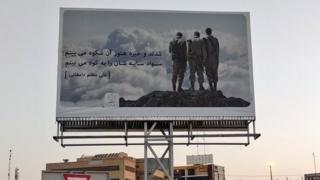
[41,171,109,180]
[135,158,225,180]
[174,164,225,180]
[45,152,225,180]
[136,158,166,180]
[305,173,320,180]
[46,152,136,180]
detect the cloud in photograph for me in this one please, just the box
[60,26,251,106]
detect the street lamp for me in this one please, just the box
[313,152,317,174]
[268,165,273,180]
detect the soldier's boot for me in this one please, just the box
[177,80,183,92]
[189,81,195,91]
[209,82,213,91]
[199,83,205,91]
[213,82,217,91]
[172,80,176,92]
[209,81,217,91]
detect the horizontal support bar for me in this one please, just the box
[57,117,256,121]
[61,142,249,146]
[147,138,170,141]
[56,119,252,132]
[61,128,248,133]
[53,133,260,140]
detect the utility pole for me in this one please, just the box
[313,152,317,174]
[8,149,12,180]
[268,165,273,180]
[15,168,19,180]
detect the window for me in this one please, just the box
[187,169,195,175]
[125,165,136,173]
[105,165,120,171]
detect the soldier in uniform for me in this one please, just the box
[169,32,187,92]
[203,27,219,91]
[188,31,207,91]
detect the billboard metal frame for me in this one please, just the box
[55,9,261,180]
[54,119,260,147]
[54,120,260,180]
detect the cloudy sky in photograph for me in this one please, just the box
[1,0,320,180]
[60,10,252,106]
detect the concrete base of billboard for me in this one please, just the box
[119,90,250,107]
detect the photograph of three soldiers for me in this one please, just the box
[169,27,219,92]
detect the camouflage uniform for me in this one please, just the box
[188,37,207,90]
[203,35,219,90]
[169,37,187,92]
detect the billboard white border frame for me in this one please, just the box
[56,8,256,121]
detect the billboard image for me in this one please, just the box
[57,8,255,119]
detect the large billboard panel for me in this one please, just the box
[57,8,255,120]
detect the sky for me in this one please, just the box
[1,0,320,180]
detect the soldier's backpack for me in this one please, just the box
[204,36,218,56]
[171,39,186,59]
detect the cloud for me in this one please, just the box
[60,27,252,106]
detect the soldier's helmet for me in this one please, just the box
[176,32,183,38]
[194,31,200,38]
[205,27,212,35]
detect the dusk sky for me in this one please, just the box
[1,0,320,180]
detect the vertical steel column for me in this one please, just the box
[247,122,250,145]
[144,122,148,180]
[56,121,60,141]
[60,122,64,147]
[169,122,174,180]
[124,122,128,146]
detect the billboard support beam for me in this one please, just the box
[253,120,259,140]
[144,122,148,180]
[124,122,128,146]
[60,124,64,147]
[53,120,261,147]
[169,122,174,179]
[143,122,174,180]
[246,123,250,146]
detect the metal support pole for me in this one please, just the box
[60,123,64,147]
[8,149,12,180]
[147,122,157,136]
[55,122,60,142]
[124,122,128,146]
[246,124,250,146]
[161,147,169,159]
[268,165,273,180]
[147,145,170,178]
[169,122,174,180]
[187,123,191,146]
[144,122,148,180]
[314,152,317,174]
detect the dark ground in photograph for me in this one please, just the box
[119,90,250,107]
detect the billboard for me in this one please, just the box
[57,8,255,120]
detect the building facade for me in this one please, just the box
[45,153,225,180]
[305,173,320,180]
[174,164,225,180]
[46,152,136,180]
